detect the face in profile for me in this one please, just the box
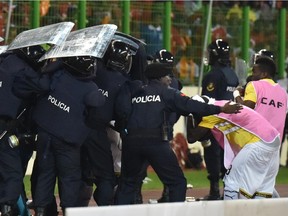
[251,64,262,81]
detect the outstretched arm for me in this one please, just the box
[233,85,256,109]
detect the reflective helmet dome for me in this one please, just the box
[153,49,174,65]
[16,45,46,70]
[105,40,132,74]
[253,49,275,64]
[62,56,97,79]
[207,39,230,66]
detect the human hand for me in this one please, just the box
[233,86,244,99]
[220,101,243,114]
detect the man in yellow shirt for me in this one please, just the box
[187,96,281,199]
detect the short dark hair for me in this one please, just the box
[255,57,276,78]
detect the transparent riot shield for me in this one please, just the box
[235,58,249,86]
[40,24,117,61]
[7,22,75,51]
[0,46,8,54]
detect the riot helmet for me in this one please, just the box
[253,49,275,64]
[145,62,173,80]
[62,56,97,79]
[14,45,46,70]
[207,39,230,66]
[105,40,132,74]
[153,49,174,65]
[152,49,175,78]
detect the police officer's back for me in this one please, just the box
[82,40,132,206]
[114,62,242,205]
[0,46,46,216]
[15,56,105,216]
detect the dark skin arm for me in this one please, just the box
[186,101,242,143]
[234,87,256,109]
[186,125,210,143]
[235,96,255,109]
[186,115,210,143]
[234,65,271,110]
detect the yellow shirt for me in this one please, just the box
[244,79,276,103]
[199,116,260,150]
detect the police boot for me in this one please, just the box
[203,180,221,200]
[34,207,46,216]
[196,177,221,201]
[1,204,18,216]
[157,185,169,203]
[134,182,143,204]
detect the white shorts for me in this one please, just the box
[223,137,280,199]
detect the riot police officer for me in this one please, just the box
[114,62,242,205]
[134,49,182,203]
[26,56,103,216]
[82,40,133,206]
[0,44,47,216]
[154,49,183,203]
[200,39,239,200]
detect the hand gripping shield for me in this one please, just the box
[39,24,117,61]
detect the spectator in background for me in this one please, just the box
[226,1,257,48]
[232,39,256,66]
[171,24,187,57]
[40,5,62,26]
[211,6,230,42]
[176,53,199,86]
[140,13,162,55]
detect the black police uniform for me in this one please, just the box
[82,63,129,206]
[0,52,38,215]
[134,75,183,204]
[15,67,105,212]
[201,64,239,199]
[129,42,148,82]
[114,73,226,204]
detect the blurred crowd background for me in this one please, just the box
[1,0,288,86]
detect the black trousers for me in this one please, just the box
[33,129,81,208]
[0,134,23,206]
[115,136,187,204]
[204,135,226,182]
[82,128,116,206]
